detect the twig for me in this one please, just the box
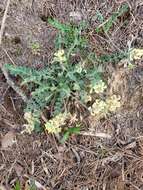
[2,48,16,65]
[79,131,112,139]
[0,0,11,45]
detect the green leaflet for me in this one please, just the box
[96,3,129,33]
[60,126,80,143]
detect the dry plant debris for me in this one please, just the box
[1,131,16,149]
[0,0,143,189]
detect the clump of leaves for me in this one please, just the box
[48,18,87,51]
[88,51,128,65]
[60,125,81,144]
[5,48,103,130]
[5,19,121,140]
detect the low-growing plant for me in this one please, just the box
[5,48,104,134]
[5,19,121,139]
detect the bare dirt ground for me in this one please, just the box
[0,0,143,189]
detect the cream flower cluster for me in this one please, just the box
[90,95,121,118]
[54,49,67,63]
[23,112,39,134]
[90,80,107,94]
[45,113,68,134]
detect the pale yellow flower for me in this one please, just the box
[128,63,135,69]
[45,122,62,134]
[89,99,108,118]
[106,95,121,112]
[23,112,38,134]
[90,80,107,94]
[45,113,68,134]
[130,48,143,61]
[54,49,67,62]
[30,42,41,55]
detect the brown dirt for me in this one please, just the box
[0,0,143,189]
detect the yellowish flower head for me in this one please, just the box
[83,94,92,103]
[24,112,34,122]
[54,49,67,62]
[90,99,108,118]
[23,112,38,134]
[89,95,121,119]
[130,48,143,61]
[90,80,107,94]
[106,95,121,112]
[30,42,41,55]
[45,122,62,134]
[45,113,68,134]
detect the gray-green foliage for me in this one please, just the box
[5,56,101,117]
[89,51,128,64]
[5,19,102,122]
[5,19,127,128]
[48,18,87,50]
[96,3,129,33]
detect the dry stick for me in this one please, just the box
[80,131,112,139]
[0,0,11,45]
[0,0,28,103]
[2,48,16,65]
